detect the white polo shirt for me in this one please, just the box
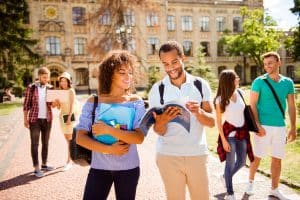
[148,73,212,156]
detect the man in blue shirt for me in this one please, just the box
[245,52,296,200]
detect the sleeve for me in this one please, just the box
[148,82,161,108]
[287,78,295,94]
[76,101,94,132]
[133,100,146,129]
[23,85,32,111]
[201,79,212,102]
[251,78,261,93]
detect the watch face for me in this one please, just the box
[44,6,57,20]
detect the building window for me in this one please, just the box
[128,39,136,52]
[124,9,135,26]
[199,16,209,31]
[233,17,242,32]
[251,65,258,80]
[216,16,225,32]
[99,10,111,25]
[75,68,89,86]
[74,37,86,55]
[183,41,193,56]
[167,15,175,31]
[181,16,192,31]
[46,36,61,55]
[147,12,158,27]
[72,7,86,25]
[218,66,227,75]
[286,65,295,80]
[235,65,242,79]
[200,41,210,56]
[148,37,159,55]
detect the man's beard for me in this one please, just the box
[167,67,184,80]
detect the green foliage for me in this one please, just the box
[146,66,162,93]
[220,7,283,69]
[0,0,43,89]
[189,46,217,90]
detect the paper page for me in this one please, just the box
[46,90,69,102]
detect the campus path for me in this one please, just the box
[0,102,299,200]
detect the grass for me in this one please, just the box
[0,101,22,116]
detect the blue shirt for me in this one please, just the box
[76,99,146,170]
[251,74,295,126]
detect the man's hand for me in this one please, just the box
[256,125,266,137]
[24,118,29,129]
[153,106,182,123]
[287,128,297,143]
[186,101,201,115]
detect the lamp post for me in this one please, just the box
[116,25,132,50]
[86,55,92,95]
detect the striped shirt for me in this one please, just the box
[76,99,146,170]
[23,83,53,123]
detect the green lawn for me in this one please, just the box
[0,101,22,116]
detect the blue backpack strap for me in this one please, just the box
[158,82,164,105]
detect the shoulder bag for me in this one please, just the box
[70,95,98,166]
[237,90,259,132]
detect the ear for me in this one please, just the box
[181,55,186,62]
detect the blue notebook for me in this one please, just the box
[94,103,136,145]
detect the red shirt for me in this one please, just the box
[23,83,53,123]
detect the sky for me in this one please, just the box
[264,0,298,30]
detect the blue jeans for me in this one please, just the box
[224,137,247,195]
[83,167,140,200]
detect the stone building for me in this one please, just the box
[26,0,298,92]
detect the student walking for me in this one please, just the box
[148,41,215,200]
[23,67,56,178]
[245,52,296,200]
[76,50,146,200]
[54,72,77,171]
[214,69,254,200]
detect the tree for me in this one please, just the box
[220,7,283,69]
[289,0,300,61]
[0,0,42,89]
[189,46,217,90]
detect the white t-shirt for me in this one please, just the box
[37,86,47,119]
[215,89,246,136]
[148,73,212,156]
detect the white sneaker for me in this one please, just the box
[220,174,226,189]
[62,163,73,171]
[270,188,290,200]
[245,181,254,195]
[225,194,236,200]
[33,170,44,178]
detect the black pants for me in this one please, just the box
[83,167,140,200]
[29,119,52,167]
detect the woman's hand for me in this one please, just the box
[108,141,130,156]
[92,121,110,137]
[221,138,231,152]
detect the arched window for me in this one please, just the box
[286,65,295,80]
[218,66,226,75]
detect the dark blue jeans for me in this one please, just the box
[224,137,247,195]
[83,167,140,200]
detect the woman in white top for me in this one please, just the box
[214,69,253,200]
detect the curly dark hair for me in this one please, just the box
[213,69,237,113]
[159,41,184,58]
[98,50,138,94]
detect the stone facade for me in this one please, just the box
[27,0,298,92]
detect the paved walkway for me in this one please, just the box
[0,104,299,199]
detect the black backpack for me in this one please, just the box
[158,79,203,105]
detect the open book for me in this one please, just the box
[139,100,191,136]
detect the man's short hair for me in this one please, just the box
[159,41,184,58]
[262,51,281,61]
[38,67,50,76]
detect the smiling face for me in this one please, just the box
[263,55,281,75]
[111,64,133,92]
[160,49,185,81]
[59,77,70,90]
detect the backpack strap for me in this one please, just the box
[88,94,98,137]
[158,82,165,105]
[193,79,203,99]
